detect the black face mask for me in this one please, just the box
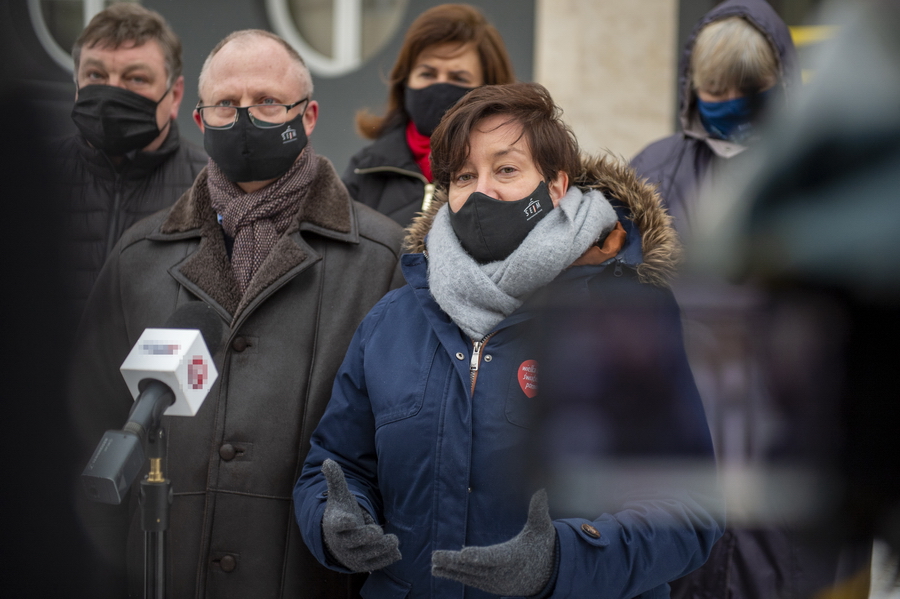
[71,84,169,155]
[449,181,555,263]
[203,108,308,183]
[404,83,473,136]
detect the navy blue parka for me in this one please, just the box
[295,156,723,598]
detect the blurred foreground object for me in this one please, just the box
[691,0,900,594]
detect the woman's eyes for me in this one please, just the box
[453,167,517,185]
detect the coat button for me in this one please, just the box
[484,355,492,362]
[581,523,601,538]
[456,352,465,360]
[220,555,236,572]
[232,337,248,352]
[219,444,236,461]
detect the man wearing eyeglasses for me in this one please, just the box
[69,29,404,599]
[58,3,207,321]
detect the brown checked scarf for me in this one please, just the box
[207,146,319,294]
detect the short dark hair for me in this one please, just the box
[430,82,580,192]
[73,3,182,85]
[356,3,515,139]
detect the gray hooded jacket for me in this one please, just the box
[629,0,798,238]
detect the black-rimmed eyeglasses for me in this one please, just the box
[196,97,310,130]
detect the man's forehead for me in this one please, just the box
[80,39,165,66]
[213,35,287,63]
[203,39,304,97]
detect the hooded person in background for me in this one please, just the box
[632,1,876,598]
[294,82,722,599]
[630,0,798,240]
[68,29,404,598]
[687,0,900,595]
[56,3,206,321]
[342,3,515,227]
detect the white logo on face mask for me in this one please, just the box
[282,126,297,143]
[523,198,543,220]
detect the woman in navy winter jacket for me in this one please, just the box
[295,83,723,598]
[342,3,515,227]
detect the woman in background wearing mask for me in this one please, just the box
[632,2,873,598]
[295,82,722,599]
[342,3,515,227]
[630,0,798,240]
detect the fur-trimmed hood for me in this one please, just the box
[403,153,680,286]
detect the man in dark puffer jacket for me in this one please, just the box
[55,3,206,322]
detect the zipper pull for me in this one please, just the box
[470,340,484,387]
[614,260,623,277]
[469,338,489,395]
[469,334,494,394]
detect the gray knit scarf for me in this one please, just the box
[426,186,618,340]
[208,146,319,294]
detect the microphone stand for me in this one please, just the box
[140,426,171,599]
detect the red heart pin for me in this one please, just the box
[518,360,538,398]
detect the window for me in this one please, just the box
[267,0,409,77]
[29,0,140,73]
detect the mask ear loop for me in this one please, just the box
[152,82,177,139]
[155,82,176,106]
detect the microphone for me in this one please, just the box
[82,303,224,505]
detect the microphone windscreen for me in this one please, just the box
[163,302,225,356]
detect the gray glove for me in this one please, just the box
[321,458,401,572]
[431,489,557,597]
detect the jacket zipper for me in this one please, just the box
[469,333,496,395]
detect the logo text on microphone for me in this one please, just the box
[140,341,182,355]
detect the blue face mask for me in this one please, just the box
[697,88,774,142]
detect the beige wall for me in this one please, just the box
[535,0,679,161]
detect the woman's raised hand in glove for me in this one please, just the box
[431,489,557,597]
[321,459,402,572]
